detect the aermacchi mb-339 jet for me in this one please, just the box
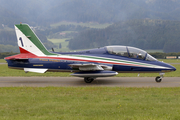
[5,23,176,83]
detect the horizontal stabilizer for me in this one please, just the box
[24,68,47,73]
[8,58,28,60]
[4,53,36,60]
[71,71,118,77]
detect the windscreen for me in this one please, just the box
[128,47,147,60]
[146,54,157,61]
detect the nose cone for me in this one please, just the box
[160,62,176,72]
[170,65,176,71]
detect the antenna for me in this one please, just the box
[52,48,54,52]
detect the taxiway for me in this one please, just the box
[0,77,179,87]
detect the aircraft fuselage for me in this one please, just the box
[6,53,176,73]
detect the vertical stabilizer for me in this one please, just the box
[15,23,56,56]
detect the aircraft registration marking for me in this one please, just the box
[39,59,76,63]
[39,59,60,62]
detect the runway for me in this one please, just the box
[0,77,179,87]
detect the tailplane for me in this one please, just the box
[15,23,55,56]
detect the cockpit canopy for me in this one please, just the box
[106,46,157,61]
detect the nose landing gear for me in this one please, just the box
[155,73,165,83]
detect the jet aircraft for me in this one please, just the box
[5,23,176,83]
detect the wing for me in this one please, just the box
[68,63,112,71]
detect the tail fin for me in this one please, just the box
[15,23,55,56]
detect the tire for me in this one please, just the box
[155,76,162,83]
[84,77,94,83]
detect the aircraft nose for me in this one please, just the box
[170,65,176,71]
[166,63,176,71]
[160,62,176,72]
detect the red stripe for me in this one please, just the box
[37,56,145,67]
[5,47,37,60]
[19,47,30,54]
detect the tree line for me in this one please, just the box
[0,52,18,59]
[69,19,180,53]
[150,52,180,59]
[41,24,89,38]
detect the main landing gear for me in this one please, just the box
[84,77,95,83]
[155,73,165,83]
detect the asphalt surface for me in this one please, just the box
[0,77,179,87]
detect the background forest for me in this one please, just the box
[0,0,180,53]
[69,20,180,52]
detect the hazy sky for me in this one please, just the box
[1,0,180,26]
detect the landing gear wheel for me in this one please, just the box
[84,77,94,83]
[155,76,162,83]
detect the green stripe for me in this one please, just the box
[15,24,57,55]
[70,55,154,67]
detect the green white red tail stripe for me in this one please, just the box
[15,24,57,56]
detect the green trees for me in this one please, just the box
[0,52,18,59]
[69,19,180,53]
[0,44,19,53]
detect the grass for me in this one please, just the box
[50,21,112,29]
[158,59,180,63]
[0,59,6,63]
[0,58,180,119]
[0,64,70,77]
[0,87,180,120]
